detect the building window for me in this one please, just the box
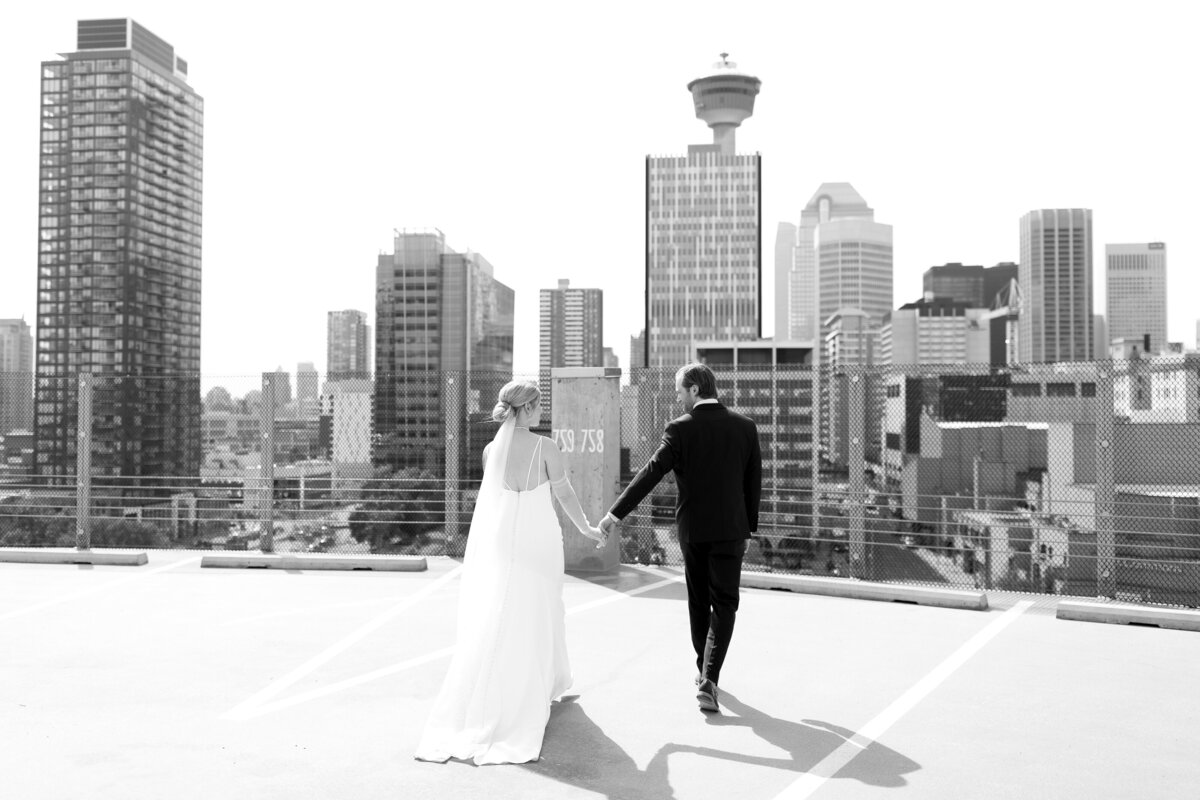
[1046,383,1076,398]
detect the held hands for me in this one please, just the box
[587,515,618,550]
[584,525,607,549]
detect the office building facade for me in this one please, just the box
[0,319,34,436]
[327,310,370,382]
[821,309,882,466]
[787,183,884,344]
[922,262,1018,310]
[35,18,203,487]
[1106,242,1167,357]
[816,216,893,339]
[629,331,646,374]
[1018,209,1094,364]
[923,263,984,306]
[880,296,992,366]
[373,229,513,478]
[774,222,796,340]
[696,340,817,542]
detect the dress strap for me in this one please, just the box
[524,437,542,491]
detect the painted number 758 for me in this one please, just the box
[551,428,605,453]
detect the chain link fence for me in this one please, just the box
[2,358,1198,608]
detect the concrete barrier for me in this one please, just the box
[0,548,148,566]
[201,553,427,571]
[1057,599,1200,632]
[741,570,988,611]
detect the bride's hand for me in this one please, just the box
[587,525,607,549]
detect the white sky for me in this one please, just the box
[1,0,1197,396]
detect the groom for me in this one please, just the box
[599,363,761,713]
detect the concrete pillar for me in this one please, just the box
[551,367,621,573]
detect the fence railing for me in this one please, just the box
[2,360,1198,607]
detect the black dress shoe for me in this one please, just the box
[696,679,719,712]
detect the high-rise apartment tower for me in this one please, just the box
[327,310,370,382]
[34,19,203,487]
[539,279,603,418]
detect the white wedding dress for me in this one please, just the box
[414,419,573,765]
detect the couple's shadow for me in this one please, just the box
[524,692,919,799]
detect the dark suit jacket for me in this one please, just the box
[610,402,762,544]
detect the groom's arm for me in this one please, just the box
[605,421,681,524]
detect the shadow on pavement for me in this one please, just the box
[525,696,677,800]
[691,691,920,788]
[524,691,919,799]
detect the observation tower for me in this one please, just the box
[687,53,762,155]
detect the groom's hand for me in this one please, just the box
[598,515,616,536]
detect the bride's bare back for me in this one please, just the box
[485,430,569,492]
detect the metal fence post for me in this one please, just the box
[848,369,867,578]
[260,372,276,553]
[443,372,461,555]
[1095,363,1116,597]
[810,363,822,545]
[75,372,93,550]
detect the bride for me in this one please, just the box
[414,379,606,765]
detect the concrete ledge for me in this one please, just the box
[200,553,427,571]
[0,548,149,566]
[741,571,988,611]
[1057,599,1200,632]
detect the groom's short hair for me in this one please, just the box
[676,363,718,399]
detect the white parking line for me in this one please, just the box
[0,556,202,623]
[223,567,686,721]
[221,565,464,721]
[774,601,1034,800]
[221,596,397,627]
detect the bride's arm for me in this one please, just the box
[545,439,601,541]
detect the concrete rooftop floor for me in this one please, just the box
[1,552,1198,800]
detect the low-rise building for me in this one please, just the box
[1045,421,1200,606]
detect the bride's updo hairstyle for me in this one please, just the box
[491,379,541,423]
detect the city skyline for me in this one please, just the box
[1,3,1197,391]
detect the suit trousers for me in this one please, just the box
[681,538,747,686]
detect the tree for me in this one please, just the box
[89,518,172,548]
[0,507,173,549]
[348,467,443,553]
[0,506,73,547]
